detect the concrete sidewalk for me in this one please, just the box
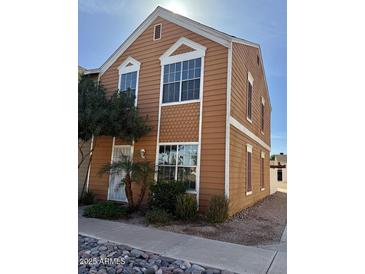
[79,215,286,274]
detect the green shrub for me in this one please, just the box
[205,195,229,223]
[83,202,128,219]
[175,194,197,221]
[145,209,172,225]
[79,191,95,205]
[149,180,187,214]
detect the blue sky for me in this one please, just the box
[79,0,287,154]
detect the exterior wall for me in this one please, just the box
[88,16,228,210]
[230,42,270,146]
[228,42,271,215]
[229,126,270,215]
[78,139,91,198]
[270,168,287,194]
[88,136,113,200]
[159,103,199,142]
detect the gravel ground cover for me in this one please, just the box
[78,235,234,274]
[160,192,287,246]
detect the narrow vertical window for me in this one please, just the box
[247,72,254,122]
[153,24,162,40]
[261,97,265,133]
[246,144,253,195]
[277,169,283,181]
[260,152,265,190]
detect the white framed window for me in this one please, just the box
[247,72,254,123]
[158,143,198,192]
[261,96,265,134]
[260,151,265,191]
[159,37,206,106]
[246,144,253,195]
[153,23,162,40]
[118,56,141,106]
[162,58,201,103]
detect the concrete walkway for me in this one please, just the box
[79,215,286,274]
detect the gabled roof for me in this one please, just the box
[85,6,270,107]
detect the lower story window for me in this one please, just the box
[277,169,283,181]
[158,144,198,191]
[246,144,253,194]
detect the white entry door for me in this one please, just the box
[108,145,132,202]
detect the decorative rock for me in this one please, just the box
[221,271,234,274]
[78,235,227,274]
[192,264,206,271]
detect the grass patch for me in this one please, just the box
[83,202,129,220]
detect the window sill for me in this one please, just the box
[186,190,197,194]
[161,99,200,107]
[260,188,265,191]
[246,191,252,196]
[246,117,253,124]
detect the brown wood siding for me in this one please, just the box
[88,136,113,200]
[171,44,195,56]
[89,16,228,211]
[159,103,199,142]
[229,125,270,215]
[231,42,271,146]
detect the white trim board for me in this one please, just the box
[224,43,232,199]
[97,6,260,77]
[230,116,271,151]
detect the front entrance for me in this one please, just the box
[107,145,132,202]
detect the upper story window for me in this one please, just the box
[261,96,265,134]
[162,57,201,103]
[247,72,254,123]
[120,71,137,96]
[153,24,162,40]
[159,37,206,105]
[118,57,140,106]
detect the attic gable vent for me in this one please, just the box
[153,24,162,40]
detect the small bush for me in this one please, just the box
[145,209,172,225]
[149,180,187,214]
[83,202,128,219]
[79,191,95,205]
[175,194,197,221]
[205,195,229,223]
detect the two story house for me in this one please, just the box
[83,6,271,215]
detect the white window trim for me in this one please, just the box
[153,23,162,41]
[260,151,265,191]
[159,37,206,105]
[261,96,265,135]
[246,144,253,195]
[160,37,206,65]
[157,142,199,193]
[118,56,141,106]
[246,144,253,153]
[247,71,254,123]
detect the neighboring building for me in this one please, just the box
[83,6,271,215]
[270,153,287,194]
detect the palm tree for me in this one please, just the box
[102,156,154,210]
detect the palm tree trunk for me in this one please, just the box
[137,185,146,209]
[124,174,134,210]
